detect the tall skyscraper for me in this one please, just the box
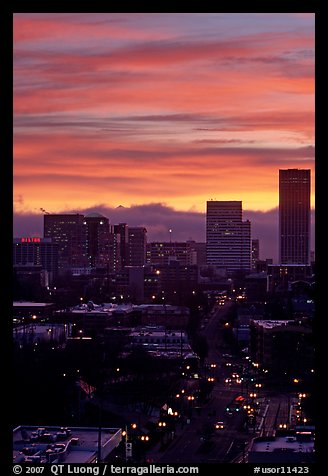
[279,169,311,265]
[83,212,111,269]
[44,214,88,271]
[128,227,147,266]
[114,223,129,268]
[206,200,251,274]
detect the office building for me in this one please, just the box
[267,264,312,293]
[251,239,260,270]
[249,319,314,377]
[83,212,111,269]
[206,200,251,274]
[44,214,88,271]
[128,227,147,266]
[109,230,121,272]
[13,237,59,282]
[146,241,195,266]
[114,223,129,268]
[188,241,206,266]
[279,169,311,265]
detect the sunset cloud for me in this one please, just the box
[13,13,315,259]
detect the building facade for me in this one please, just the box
[13,237,58,275]
[249,319,314,377]
[114,223,129,268]
[44,214,88,271]
[83,213,111,269]
[128,227,147,266]
[206,200,251,275]
[279,169,311,265]
[13,237,59,284]
[267,264,312,293]
[251,239,260,270]
[146,241,195,266]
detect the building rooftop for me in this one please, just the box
[13,425,122,464]
[84,212,106,218]
[58,302,189,316]
[250,434,314,454]
[252,320,293,329]
[130,329,187,337]
[13,302,55,308]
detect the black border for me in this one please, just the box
[5,5,322,474]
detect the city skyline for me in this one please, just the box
[13,199,315,263]
[13,13,315,262]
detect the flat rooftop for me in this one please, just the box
[250,435,315,453]
[252,320,293,329]
[13,302,54,307]
[130,329,187,337]
[13,425,122,464]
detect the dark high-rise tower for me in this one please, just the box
[83,213,111,269]
[114,223,129,268]
[44,214,88,271]
[279,169,311,265]
[128,227,147,266]
[251,239,260,270]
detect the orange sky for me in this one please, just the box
[13,13,315,216]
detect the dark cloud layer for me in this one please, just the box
[13,203,315,263]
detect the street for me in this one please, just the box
[144,301,298,464]
[145,302,251,463]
